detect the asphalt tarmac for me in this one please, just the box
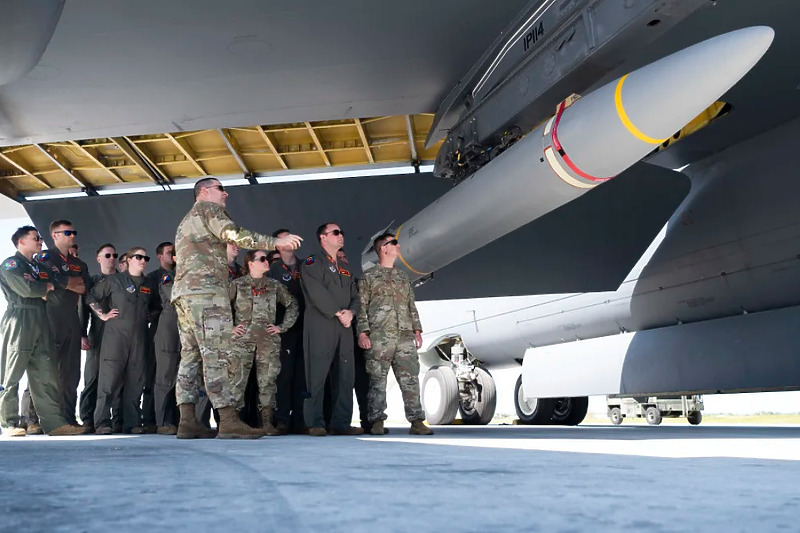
[2,424,798,532]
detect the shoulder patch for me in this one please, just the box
[36,252,49,262]
[161,273,173,285]
[305,256,315,265]
[2,259,16,270]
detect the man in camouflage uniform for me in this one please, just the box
[357,232,433,436]
[0,226,84,437]
[230,250,298,435]
[172,177,301,439]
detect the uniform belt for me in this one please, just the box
[7,303,42,310]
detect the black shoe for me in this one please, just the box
[328,426,365,436]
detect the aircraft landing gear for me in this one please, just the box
[421,338,497,425]
[513,374,588,425]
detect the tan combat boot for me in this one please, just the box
[217,407,263,439]
[3,427,26,437]
[409,420,434,435]
[48,424,86,436]
[26,423,43,435]
[157,425,178,435]
[260,408,281,436]
[370,420,385,436]
[177,403,217,440]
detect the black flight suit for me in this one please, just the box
[268,257,306,431]
[79,272,114,427]
[88,273,151,431]
[153,270,180,428]
[0,253,69,433]
[27,249,92,425]
[300,250,359,430]
[142,266,168,428]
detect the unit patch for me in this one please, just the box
[305,256,315,266]
[126,285,136,293]
[161,273,173,285]
[68,264,81,272]
[282,273,292,282]
[329,264,337,273]
[339,269,351,277]
[3,259,17,270]
[140,286,151,294]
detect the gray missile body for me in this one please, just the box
[363,27,774,281]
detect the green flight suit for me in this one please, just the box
[0,252,68,433]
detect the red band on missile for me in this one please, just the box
[551,101,614,183]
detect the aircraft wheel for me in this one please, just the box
[609,407,623,425]
[550,396,589,426]
[459,367,497,425]
[645,406,662,425]
[514,374,554,424]
[687,411,703,425]
[421,366,459,425]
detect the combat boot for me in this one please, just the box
[370,420,385,436]
[3,427,26,437]
[48,424,86,436]
[25,423,43,435]
[409,420,434,435]
[217,407,262,439]
[260,408,281,436]
[177,403,217,440]
[157,425,178,435]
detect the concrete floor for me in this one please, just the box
[2,425,799,532]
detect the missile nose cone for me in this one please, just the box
[556,27,774,179]
[615,26,774,143]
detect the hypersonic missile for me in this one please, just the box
[362,27,774,281]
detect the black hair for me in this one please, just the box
[272,228,290,238]
[49,219,72,232]
[156,241,174,255]
[11,226,39,247]
[372,232,396,254]
[96,243,116,255]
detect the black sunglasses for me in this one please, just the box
[205,184,225,192]
[325,229,344,237]
[254,256,269,263]
[54,230,78,237]
[131,254,150,262]
[102,253,119,259]
[381,239,399,247]
[30,235,42,242]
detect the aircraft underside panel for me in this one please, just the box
[521,304,800,398]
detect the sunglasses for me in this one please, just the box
[205,184,225,192]
[101,253,119,259]
[325,229,344,237]
[54,230,78,237]
[29,235,42,242]
[131,254,150,262]
[251,256,270,263]
[381,239,399,247]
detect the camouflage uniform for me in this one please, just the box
[0,252,69,433]
[171,201,277,410]
[229,275,298,411]
[356,265,425,423]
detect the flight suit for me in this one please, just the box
[268,257,306,430]
[142,266,169,429]
[79,272,115,427]
[300,250,359,430]
[356,265,426,423]
[88,272,152,431]
[0,252,69,433]
[172,200,277,411]
[229,275,298,411]
[153,270,180,428]
[28,249,92,425]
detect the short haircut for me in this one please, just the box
[242,249,266,275]
[316,222,334,242]
[118,253,127,262]
[127,246,147,258]
[11,226,38,247]
[272,228,290,238]
[49,219,72,232]
[96,243,116,255]
[373,232,396,254]
[267,250,280,263]
[194,177,218,199]
[156,241,174,255]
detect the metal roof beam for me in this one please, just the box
[0,150,52,189]
[35,144,98,196]
[304,122,331,167]
[405,115,419,163]
[354,118,374,163]
[217,128,250,176]
[69,141,124,183]
[110,136,171,185]
[164,132,206,176]
[256,125,288,170]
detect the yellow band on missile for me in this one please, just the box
[614,74,669,145]
[395,224,431,276]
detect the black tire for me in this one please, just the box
[421,366,459,425]
[550,396,589,426]
[645,406,662,425]
[687,411,702,425]
[514,374,554,424]
[609,407,623,425]
[459,367,497,425]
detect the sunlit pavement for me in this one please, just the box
[2,425,799,532]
